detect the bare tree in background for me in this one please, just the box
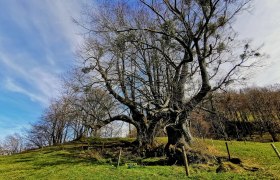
[77,0,263,152]
[42,98,74,145]
[2,133,24,154]
[25,121,53,148]
[206,85,280,141]
[63,70,119,139]
[25,69,118,149]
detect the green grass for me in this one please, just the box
[0,138,279,179]
[202,139,280,179]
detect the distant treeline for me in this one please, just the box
[191,84,280,142]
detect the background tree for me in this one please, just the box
[62,69,120,139]
[25,120,53,148]
[25,70,119,148]
[203,85,280,141]
[2,133,24,154]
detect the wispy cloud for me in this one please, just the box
[0,50,60,106]
[0,0,88,138]
[0,0,87,106]
[4,78,47,105]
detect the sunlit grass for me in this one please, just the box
[0,138,279,179]
[205,139,280,179]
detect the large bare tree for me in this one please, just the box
[78,0,263,151]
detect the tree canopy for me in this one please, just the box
[76,0,263,150]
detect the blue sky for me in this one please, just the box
[0,0,280,140]
[0,0,85,139]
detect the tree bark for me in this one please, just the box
[136,129,155,149]
[132,118,161,156]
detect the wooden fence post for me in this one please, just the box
[102,142,105,153]
[271,144,280,160]
[117,148,122,168]
[211,138,214,147]
[225,142,231,160]
[181,146,190,176]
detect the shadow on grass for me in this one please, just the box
[14,159,33,163]
[12,155,37,163]
[33,150,105,169]
[34,159,88,167]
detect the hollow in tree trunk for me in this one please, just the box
[164,120,192,162]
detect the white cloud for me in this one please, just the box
[0,51,60,106]
[234,1,280,86]
[0,0,88,107]
[4,78,47,105]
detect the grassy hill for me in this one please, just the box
[0,138,279,179]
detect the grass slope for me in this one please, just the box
[0,138,279,179]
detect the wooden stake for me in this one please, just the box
[271,144,280,160]
[181,146,190,176]
[102,142,104,153]
[243,138,246,145]
[225,142,231,160]
[211,138,214,147]
[117,148,122,168]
